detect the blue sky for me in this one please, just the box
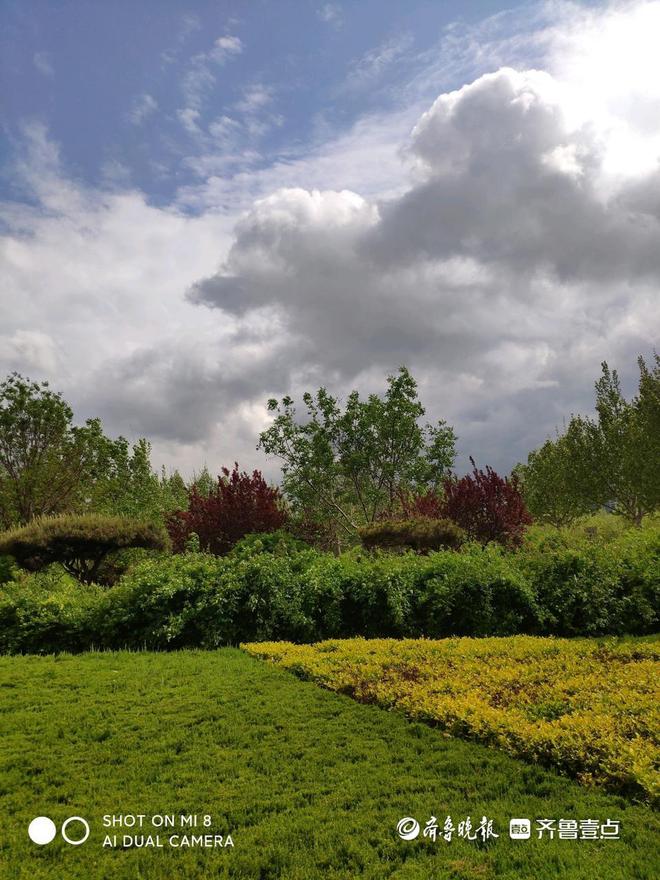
[1,1,658,479]
[3,0,539,206]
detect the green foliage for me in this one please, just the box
[3,650,657,880]
[520,356,660,527]
[358,517,465,552]
[0,373,94,526]
[0,554,16,584]
[1,520,657,654]
[83,435,189,523]
[0,513,169,584]
[519,525,659,636]
[0,568,102,654]
[415,545,540,637]
[228,528,312,559]
[516,434,594,526]
[96,551,229,649]
[259,366,456,538]
[0,372,187,529]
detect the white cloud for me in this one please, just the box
[318,3,343,28]
[129,93,158,125]
[235,83,273,114]
[33,52,53,77]
[178,33,244,135]
[190,60,660,470]
[3,1,660,479]
[182,34,243,109]
[0,330,59,373]
[344,33,415,91]
[213,35,243,60]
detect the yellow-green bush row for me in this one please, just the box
[243,635,659,804]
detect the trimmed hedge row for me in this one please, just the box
[1,526,658,654]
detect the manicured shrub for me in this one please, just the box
[0,568,102,654]
[95,552,229,650]
[331,553,421,638]
[415,546,541,637]
[358,518,465,553]
[1,523,656,654]
[167,463,287,555]
[0,514,169,584]
[228,529,311,560]
[520,527,659,636]
[442,459,532,547]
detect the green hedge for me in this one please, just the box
[0,527,657,654]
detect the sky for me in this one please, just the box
[1,0,659,481]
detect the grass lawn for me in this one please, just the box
[244,636,660,803]
[0,649,657,880]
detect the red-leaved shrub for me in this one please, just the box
[167,463,287,555]
[441,458,532,547]
[398,489,444,519]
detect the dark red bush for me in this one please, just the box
[441,458,532,548]
[398,488,444,519]
[167,463,287,555]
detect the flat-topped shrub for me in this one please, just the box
[358,518,465,553]
[0,514,169,585]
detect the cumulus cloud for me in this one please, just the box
[189,63,660,470]
[3,1,660,478]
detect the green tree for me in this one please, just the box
[82,434,187,522]
[516,434,595,527]
[0,374,98,526]
[258,367,456,543]
[0,373,186,528]
[520,355,660,527]
[566,356,660,525]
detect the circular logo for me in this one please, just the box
[28,817,57,845]
[61,816,90,846]
[397,817,420,840]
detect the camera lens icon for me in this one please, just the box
[28,816,90,846]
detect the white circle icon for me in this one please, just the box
[61,816,90,846]
[28,817,57,845]
[397,817,420,840]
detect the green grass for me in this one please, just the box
[0,650,658,880]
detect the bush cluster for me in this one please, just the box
[0,525,656,654]
[358,517,465,553]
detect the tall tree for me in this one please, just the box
[258,367,456,540]
[520,355,660,527]
[0,373,185,528]
[0,374,95,526]
[516,434,595,527]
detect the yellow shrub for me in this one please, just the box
[243,635,660,804]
